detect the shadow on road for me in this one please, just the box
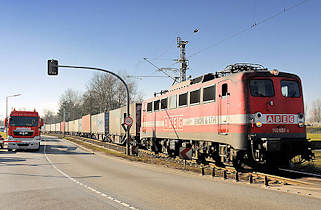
[0,151,17,154]
[1,162,69,167]
[9,144,92,156]
[0,157,26,163]
[41,138,60,142]
[0,172,102,179]
[43,145,93,155]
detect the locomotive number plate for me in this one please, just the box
[272,127,290,133]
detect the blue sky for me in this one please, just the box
[0,0,320,118]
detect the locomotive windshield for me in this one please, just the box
[250,79,274,97]
[281,80,300,98]
[9,116,39,127]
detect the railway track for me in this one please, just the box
[278,168,321,178]
[48,134,320,188]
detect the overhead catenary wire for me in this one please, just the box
[188,0,311,58]
[126,75,169,80]
[143,58,178,82]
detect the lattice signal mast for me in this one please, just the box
[177,37,189,82]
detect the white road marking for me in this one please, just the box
[43,138,138,210]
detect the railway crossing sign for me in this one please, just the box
[124,116,133,127]
[179,147,192,160]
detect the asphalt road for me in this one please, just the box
[0,136,321,210]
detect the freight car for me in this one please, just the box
[44,103,141,143]
[44,63,313,168]
[108,103,141,144]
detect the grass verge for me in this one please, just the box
[307,133,321,141]
[0,132,7,138]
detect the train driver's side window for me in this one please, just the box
[222,84,228,98]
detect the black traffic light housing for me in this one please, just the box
[48,59,58,75]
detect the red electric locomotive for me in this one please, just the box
[140,63,313,167]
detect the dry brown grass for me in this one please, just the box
[307,133,321,141]
[0,132,6,138]
[293,151,321,174]
[292,133,321,174]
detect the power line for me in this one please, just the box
[189,0,311,58]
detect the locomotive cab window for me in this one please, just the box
[281,80,300,98]
[250,80,274,97]
[169,95,177,109]
[154,100,160,111]
[147,102,152,112]
[179,93,188,106]
[190,89,200,105]
[203,85,216,102]
[161,98,168,109]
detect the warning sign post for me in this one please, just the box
[179,147,192,170]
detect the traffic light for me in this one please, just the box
[48,59,58,75]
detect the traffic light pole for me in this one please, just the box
[49,62,131,155]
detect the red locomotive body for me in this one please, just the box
[140,64,312,167]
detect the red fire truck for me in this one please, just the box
[5,109,43,151]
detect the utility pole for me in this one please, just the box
[5,94,22,136]
[177,37,189,82]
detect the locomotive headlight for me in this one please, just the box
[256,121,263,127]
[298,122,304,127]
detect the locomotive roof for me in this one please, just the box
[148,63,300,100]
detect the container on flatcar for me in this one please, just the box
[74,119,79,133]
[65,121,69,134]
[91,113,106,135]
[50,124,55,133]
[45,124,51,133]
[109,103,141,144]
[55,123,61,133]
[78,119,82,134]
[60,122,65,133]
[105,112,109,135]
[81,114,91,137]
[41,124,46,133]
[69,120,76,134]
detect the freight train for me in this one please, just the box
[43,63,313,168]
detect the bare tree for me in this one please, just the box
[82,72,143,115]
[310,99,321,123]
[57,89,82,121]
[42,109,57,124]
